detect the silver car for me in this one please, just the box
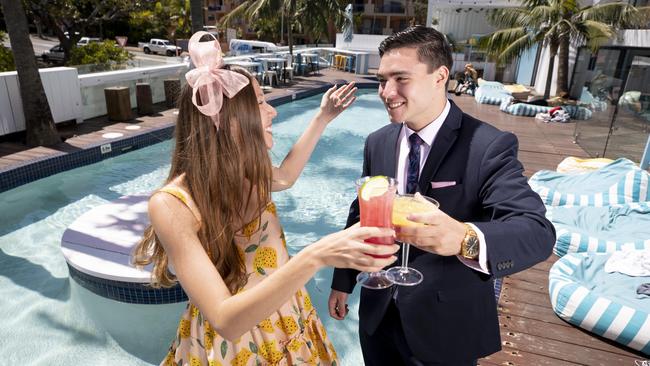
[42,44,65,64]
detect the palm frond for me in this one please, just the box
[219,2,252,26]
[486,8,531,28]
[479,27,531,63]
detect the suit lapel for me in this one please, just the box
[418,101,462,193]
[380,124,402,178]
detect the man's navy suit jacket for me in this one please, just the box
[332,101,555,363]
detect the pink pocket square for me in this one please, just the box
[431,181,456,189]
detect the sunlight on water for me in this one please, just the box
[0,89,389,365]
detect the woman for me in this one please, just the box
[133,32,397,365]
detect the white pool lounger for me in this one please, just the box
[61,195,187,304]
[549,252,650,355]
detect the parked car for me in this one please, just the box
[41,44,65,64]
[77,37,101,46]
[138,38,181,56]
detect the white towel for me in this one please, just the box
[604,249,650,277]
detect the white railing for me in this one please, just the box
[0,67,82,136]
[0,47,369,136]
[78,63,189,120]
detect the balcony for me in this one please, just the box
[375,3,405,14]
[206,3,229,12]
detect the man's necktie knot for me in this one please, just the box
[406,134,423,194]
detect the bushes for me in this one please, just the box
[0,31,15,72]
[67,40,132,71]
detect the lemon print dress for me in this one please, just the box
[158,184,338,366]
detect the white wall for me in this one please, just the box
[533,42,578,97]
[335,33,385,69]
[608,29,650,48]
[433,9,497,41]
[0,67,82,136]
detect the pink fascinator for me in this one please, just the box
[185,31,250,129]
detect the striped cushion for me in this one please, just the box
[529,158,650,207]
[474,85,512,105]
[549,253,650,354]
[504,102,593,120]
[547,203,650,256]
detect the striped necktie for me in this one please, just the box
[406,133,424,194]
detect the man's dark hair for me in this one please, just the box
[378,25,453,74]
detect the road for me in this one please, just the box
[2,34,181,65]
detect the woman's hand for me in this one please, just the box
[307,224,398,272]
[317,82,358,123]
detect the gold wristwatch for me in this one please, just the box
[460,223,479,260]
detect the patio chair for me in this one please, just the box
[344,55,356,73]
[282,54,294,83]
[259,59,278,87]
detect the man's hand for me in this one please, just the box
[328,289,350,320]
[395,194,466,256]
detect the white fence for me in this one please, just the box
[0,67,82,135]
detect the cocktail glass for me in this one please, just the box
[388,194,439,286]
[355,176,397,290]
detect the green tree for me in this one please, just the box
[68,40,132,71]
[129,0,191,42]
[221,0,345,54]
[25,0,133,62]
[0,31,15,72]
[0,0,59,146]
[481,0,649,98]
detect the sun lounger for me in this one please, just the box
[474,85,513,105]
[500,100,592,120]
[529,158,649,207]
[549,252,650,354]
[548,202,650,256]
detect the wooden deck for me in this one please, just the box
[1,69,646,364]
[450,95,648,365]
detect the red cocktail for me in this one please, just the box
[355,176,397,289]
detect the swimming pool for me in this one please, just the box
[0,89,389,365]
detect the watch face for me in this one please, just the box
[465,236,479,257]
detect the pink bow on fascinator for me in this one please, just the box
[185,31,250,128]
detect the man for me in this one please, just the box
[329,26,555,366]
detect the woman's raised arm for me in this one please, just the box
[272,82,357,191]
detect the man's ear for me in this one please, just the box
[435,66,450,86]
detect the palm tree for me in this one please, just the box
[480,0,649,99]
[0,0,60,146]
[190,0,204,33]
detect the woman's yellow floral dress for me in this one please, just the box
[158,185,338,366]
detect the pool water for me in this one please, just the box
[0,89,391,365]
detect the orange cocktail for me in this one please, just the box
[389,194,439,286]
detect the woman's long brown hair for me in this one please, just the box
[133,67,272,293]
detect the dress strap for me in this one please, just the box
[157,184,203,224]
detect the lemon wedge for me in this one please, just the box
[359,176,390,201]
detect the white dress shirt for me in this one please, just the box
[395,99,490,274]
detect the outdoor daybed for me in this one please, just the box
[548,202,650,256]
[474,81,513,105]
[499,99,593,120]
[549,252,650,355]
[528,158,650,207]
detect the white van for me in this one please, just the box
[229,39,278,56]
[77,37,101,46]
